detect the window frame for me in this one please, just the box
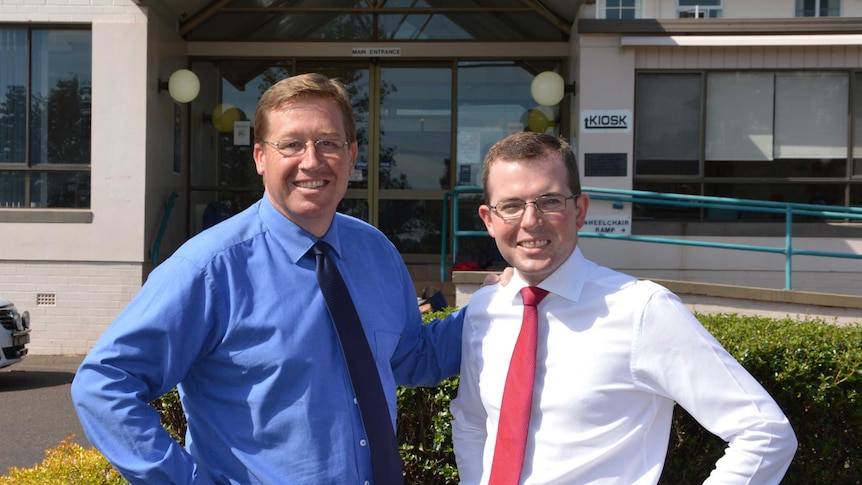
[633,68,862,225]
[0,25,93,212]
[598,0,642,20]
[677,0,724,19]
[795,0,841,17]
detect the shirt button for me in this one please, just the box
[364,481,370,485]
[360,439,367,447]
[354,398,358,404]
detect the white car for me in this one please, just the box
[0,296,30,369]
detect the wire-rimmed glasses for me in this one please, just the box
[488,193,579,219]
[261,138,349,157]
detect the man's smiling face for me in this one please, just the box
[478,152,588,286]
[253,96,357,237]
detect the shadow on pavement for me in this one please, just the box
[0,370,76,392]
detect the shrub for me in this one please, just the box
[0,436,127,485]
[397,309,461,484]
[150,386,186,447]
[661,314,862,484]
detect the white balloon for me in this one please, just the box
[530,71,565,106]
[168,69,200,104]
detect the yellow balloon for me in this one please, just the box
[211,104,244,133]
[527,107,556,134]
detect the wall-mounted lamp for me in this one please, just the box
[158,69,200,104]
[530,71,575,107]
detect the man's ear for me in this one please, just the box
[478,204,496,239]
[253,143,266,176]
[575,193,590,230]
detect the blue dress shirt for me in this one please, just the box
[71,195,464,485]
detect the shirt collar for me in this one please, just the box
[258,193,342,263]
[503,246,588,304]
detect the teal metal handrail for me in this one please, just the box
[440,185,862,288]
[152,191,178,266]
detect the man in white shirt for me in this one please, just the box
[450,131,797,485]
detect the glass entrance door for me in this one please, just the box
[376,65,452,258]
[299,62,453,259]
[189,59,560,262]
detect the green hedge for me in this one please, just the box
[402,311,862,484]
[661,313,861,485]
[25,311,855,484]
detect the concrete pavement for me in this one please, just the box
[0,354,90,475]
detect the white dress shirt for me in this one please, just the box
[451,247,797,485]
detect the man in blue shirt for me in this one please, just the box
[71,73,465,484]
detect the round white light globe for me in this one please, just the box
[168,69,200,104]
[530,71,565,106]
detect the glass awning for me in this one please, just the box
[179,0,571,41]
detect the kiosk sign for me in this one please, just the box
[580,110,632,133]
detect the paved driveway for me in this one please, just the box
[0,355,90,475]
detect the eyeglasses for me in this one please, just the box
[488,193,579,220]
[261,138,349,157]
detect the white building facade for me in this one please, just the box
[0,0,859,355]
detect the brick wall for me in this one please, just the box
[0,261,143,355]
[0,0,146,23]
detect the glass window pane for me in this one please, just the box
[774,72,848,159]
[632,181,700,220]
[190,61,291,189]
[456,61,559,186]
[378,199,442,254]
[821,0,840,16]
[188,12,374,41]
[851,184,862,206]
[0,171,25,207]
[379,67,451,191]
[679,0,720,5]
[295,64,371,191]
[379,14,472,40]
[30,29,92,166]
[636,73,701,161]
[706,72,774,161]
[796,0,813,16]
[706,182,846,217]
[29,171,90,208]
[229,0,362,6]
[853,73,862,166]
[705,158,845,178]
[190,190,263,235]
[0,29,27,164]
[384,0,523,6]
[336,198,368,222]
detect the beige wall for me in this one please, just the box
[0,1,190,354]
[576,34,636,225]
[0,1,148,263]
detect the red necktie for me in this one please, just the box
[488,286,549,485]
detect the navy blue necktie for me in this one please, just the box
[313,241,404,484]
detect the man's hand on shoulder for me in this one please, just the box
[482,267,514,288]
